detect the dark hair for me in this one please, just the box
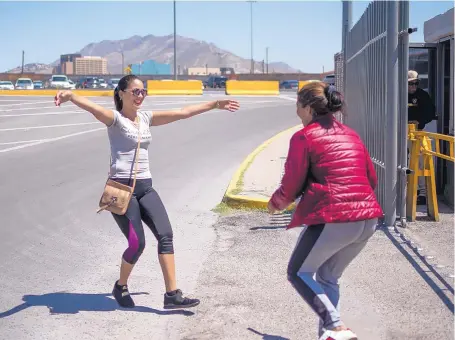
[114,74,140,111]
[297,81,343,116]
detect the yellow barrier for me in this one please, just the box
[298,80,320,91]
[147,80,203,95]
[406,123,455,222]
[0,90,114,97]
[225,80,279,95]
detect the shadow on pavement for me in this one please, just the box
[381,226,454,313]
[250,213,292,231]
[247,327,290,340]
[0,291,195,318]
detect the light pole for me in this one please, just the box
[265,47,269,74]
[248,1,256,74]
[173,0,177,80]
[121,51,124,75]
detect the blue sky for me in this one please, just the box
[0,1,453,73]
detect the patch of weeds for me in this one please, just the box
[211,202,260,216]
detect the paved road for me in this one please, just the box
[0,93,299,340]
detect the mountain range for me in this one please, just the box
[7,34,301,74]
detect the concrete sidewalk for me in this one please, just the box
[241,125,301,200]
[185,126,455,339]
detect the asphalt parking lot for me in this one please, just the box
[0,91,296,153]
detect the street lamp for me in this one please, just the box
[173,0,177,80]
[248,0,256,74]
[121,51,124,75]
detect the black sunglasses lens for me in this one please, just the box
[133,89,147,96]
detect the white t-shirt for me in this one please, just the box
[107,110,153,179]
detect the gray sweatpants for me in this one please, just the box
[287,218,378,335]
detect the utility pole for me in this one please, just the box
[21,50,24,74]
[248,1,256,74]
[265,47,269,74]
[342,1,352,94]
[173,0,177,80]
[121,51,124,75]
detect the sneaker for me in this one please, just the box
[417,195,426,205]
[112,281,135,308]
[163,289,200,309]
[319,329,358,340]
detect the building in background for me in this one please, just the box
[130,60,170,75]
[59,54,81,75]
[74,56,108,75]
[186,67,221,76]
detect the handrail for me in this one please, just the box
[406,124,455,222]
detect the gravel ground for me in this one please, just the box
[176,210,454,340]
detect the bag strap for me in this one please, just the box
[130,117,141,189]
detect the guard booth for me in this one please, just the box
[413,7,454,204]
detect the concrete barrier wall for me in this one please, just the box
[225,81,279,95]
[147,80,203,95]
[298,80,321,91]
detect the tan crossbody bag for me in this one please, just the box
[96,118,141,215]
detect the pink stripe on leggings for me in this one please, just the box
[123,220,139,263]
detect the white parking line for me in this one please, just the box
[278,95,297,101]
[0,122,100,132]
[0,100,208,112]
[0,100,52,107]
[0,100,281,117]
[0,110,85,117]
[0,139,47,145]
[0,128,105,154]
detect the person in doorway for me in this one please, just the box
[408,70,436,130]
[408,70,437,205]
[54,75,240,309]
[267,82,383,340]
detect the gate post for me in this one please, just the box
[385,0,399,227]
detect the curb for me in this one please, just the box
[222,125,301,211]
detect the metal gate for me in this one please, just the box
[342,1,411,227]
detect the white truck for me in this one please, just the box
[49,75,76,89]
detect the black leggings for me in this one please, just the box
[111,178,174,264]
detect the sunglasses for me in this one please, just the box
[123,88,147,97]
[408,81,419,86]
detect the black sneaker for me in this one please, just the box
[112,281,135,308]
[163,289,200,309]
[417,195,427,205]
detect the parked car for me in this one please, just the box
[49,75,74,89]
[203,76,227,88]
[33,80,44,89]
[323,74,336,86]
[98,78,108,89]
[76,77,100,89]
[0,80,14,90]
[108,78,120,89]
[67,79,76,90]
[15,78,34,90]
[280,80,299,90]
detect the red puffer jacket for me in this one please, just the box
[270,115,383,229]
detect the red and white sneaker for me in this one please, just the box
[319,329,358,340]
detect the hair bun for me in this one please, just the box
[325,85,343,112]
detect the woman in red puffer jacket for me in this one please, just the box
[268,81,383,340]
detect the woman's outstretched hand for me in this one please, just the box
[217,99,240,112]
[54,90,73,106]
